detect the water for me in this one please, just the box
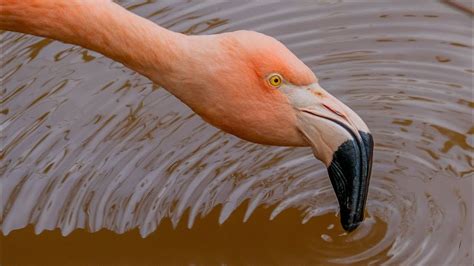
[1,1,472,264]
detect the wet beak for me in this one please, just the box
[287,83,374,231]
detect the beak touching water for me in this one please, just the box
[281,82,374,231]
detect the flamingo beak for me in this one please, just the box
[282,83,373,231]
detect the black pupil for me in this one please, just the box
[274,78,278,83]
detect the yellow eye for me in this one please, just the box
[268,74,282,87]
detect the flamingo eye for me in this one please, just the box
[268,74,282,87]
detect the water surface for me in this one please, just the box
[1,1,472,265]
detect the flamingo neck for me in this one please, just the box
[0,0,187,86]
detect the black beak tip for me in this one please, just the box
[327,131,373,233]
[340,208,364,232]
[342,220,362,232]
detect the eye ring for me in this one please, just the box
[268,74,282,87]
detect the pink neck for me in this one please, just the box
[0,0,187,86]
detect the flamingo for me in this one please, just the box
[0,0,373,231]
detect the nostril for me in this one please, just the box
[323,103,345,117]
[311,89,323,96]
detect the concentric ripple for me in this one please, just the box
[1,1,472,264]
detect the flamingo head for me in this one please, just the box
[174,31,374,231]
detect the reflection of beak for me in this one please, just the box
[284,83,373,231]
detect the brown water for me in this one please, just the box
[1,1,473,265]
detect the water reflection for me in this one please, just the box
[1,0,472,264]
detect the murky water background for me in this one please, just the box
[1,1,472,265]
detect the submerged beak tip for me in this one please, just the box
[327,131,373,232]
[340,204,365,232]
[342,219,362,232]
